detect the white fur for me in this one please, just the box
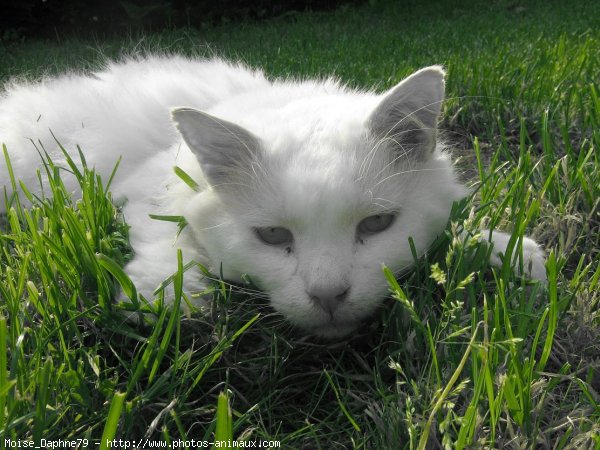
[0,56,545,337]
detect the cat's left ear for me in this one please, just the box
[172,108,261,186]
[368,66,445,159]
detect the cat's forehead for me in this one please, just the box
[271,171,370,228]
[266,122,409,192]
[223,91,376,143]
[251,142,406,229]
[215,94,415,224]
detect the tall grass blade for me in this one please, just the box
[212,391,233,447]
[99,392,127,450]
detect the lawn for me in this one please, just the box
[1,0,599,448]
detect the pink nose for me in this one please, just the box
[309,285,350,316]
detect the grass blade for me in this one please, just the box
[212,391,233,446]
[99,392,127,450]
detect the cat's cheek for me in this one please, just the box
[344,270,392,316]
[255,266,344,330]
[342,243,412,309]
[268,287,326,328]
[230,243,297,292]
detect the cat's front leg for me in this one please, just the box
[479,229,547,282]
[116,205,209,310]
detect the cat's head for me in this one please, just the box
[172,66,465,338]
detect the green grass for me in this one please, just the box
[1,0,599,447]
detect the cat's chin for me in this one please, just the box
[304,321,360,339]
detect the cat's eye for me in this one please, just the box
[357,213,396,235]
[255,226,294,246]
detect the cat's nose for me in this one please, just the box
[309,285,349,317]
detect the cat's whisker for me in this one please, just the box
[360,123,436,183]
[369,198,398,209]
[195,276,267,297]
[195,221,234,231]
[249,160,269,182]
[361,127,414,179]
[358,137,388,180]
[371,202,390,210]
[359,145,397,184]
[391,261,419,277]
[381,125,439,156]
[203,113,257,157]
[378,139,414,170]
[208,180,253,190]
[372,167,453,189]
[378,98,446,143]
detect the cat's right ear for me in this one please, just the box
[171,108,260,185]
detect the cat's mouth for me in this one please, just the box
[307,319,359,339]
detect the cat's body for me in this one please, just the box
[0,55,545,337]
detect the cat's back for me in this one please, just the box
[0,55,269,188]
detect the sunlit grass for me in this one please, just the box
[1,0,599,447]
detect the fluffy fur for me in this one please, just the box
[0,56,545,337]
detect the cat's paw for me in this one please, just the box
[114,284,213,325]
[519,236,547,283]
[113,290,147,324]
[481,229,546,283]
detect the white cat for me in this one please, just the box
[0,55,546,337]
